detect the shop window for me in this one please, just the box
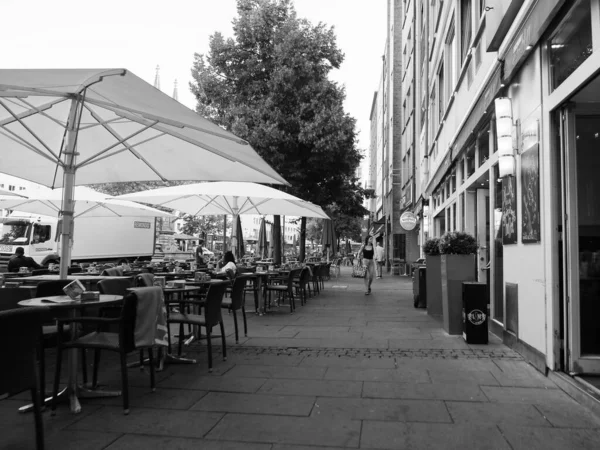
[548,0,593,91]
[477,126,490,166]
[466,145,476,178]
[393,234,406,260]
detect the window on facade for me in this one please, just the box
[429,88,437,141]
[466,145,476,178]
[393,234,407,260]
[451,203,457,231]
[548,0,593,91]
[451,169,457,193]
[460,0,472,64]
[445,20,457,105]
[438,63,445,122]
[477,125,490,166]
[8,185,15,191]
[459,193,465,230]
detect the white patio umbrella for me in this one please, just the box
[117,182,329,259]
[0,69,287,276]
[0,188,27,198]
[0,186,173,218]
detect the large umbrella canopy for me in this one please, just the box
[0,186,173,218]
[256,217,268,259]
[0,69,286,277]
[321,219,337,261]
[116,182,329,218]
[0,188,27,198]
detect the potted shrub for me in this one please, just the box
[423,237,442,317]
[439,231,478,335]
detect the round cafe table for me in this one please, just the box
[18,294,123,414]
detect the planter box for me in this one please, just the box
[441,254,476,335]
[425,255,442,317]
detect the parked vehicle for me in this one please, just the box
[0,213,157,271]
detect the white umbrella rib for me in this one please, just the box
[0,98,63,162]
[0,98,65,127]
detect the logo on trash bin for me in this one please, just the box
[467,309,486,325]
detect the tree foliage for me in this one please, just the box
[190,0,368,261]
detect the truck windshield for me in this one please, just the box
[0,220,32,245]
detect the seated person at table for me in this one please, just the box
[216,251,237,276]
[7,246,42,273]
[195,240,207,267]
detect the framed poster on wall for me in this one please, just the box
[502,176,517,245]
[521,143,541,243]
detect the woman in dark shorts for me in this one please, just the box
[359,235,375,295]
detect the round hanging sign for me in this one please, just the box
[399,211,417,231]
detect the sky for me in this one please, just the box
[1,0,387,175]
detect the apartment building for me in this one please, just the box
[386,0,600,385]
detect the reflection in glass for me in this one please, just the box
[549,0,593,91]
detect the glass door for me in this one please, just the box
[560,106,600,373]
[476,189,490,283]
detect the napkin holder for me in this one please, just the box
[63,279,86,300]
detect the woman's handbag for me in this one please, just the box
[352,262,367,278]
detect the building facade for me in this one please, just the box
[390,0,600,382]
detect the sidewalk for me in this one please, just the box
[3,266,600,449]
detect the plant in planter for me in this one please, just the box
[439,231,478,335]
[423,237,442,316]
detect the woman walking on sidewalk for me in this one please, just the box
[359,235,375,295]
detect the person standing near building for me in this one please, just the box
[374,241,385,279]
[359,235,375,295]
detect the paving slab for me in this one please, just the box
[360,421,511,449]
[90,386,209,410]
[311,397,451,423]
[499,426,600,450]
[363,381,488,401]
[191,391,315,416]
[160,374,267,392]
[258,378,363,397]
[324,367,431,383]
[105,434,271,450]
[446,401,551,427]
[67,406,224,438]
[225,364,326,380]
[205,413,361,447]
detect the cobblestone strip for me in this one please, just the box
[186,344,524,360]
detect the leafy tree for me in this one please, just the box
[190,0,366,263]
[180,214,223,241]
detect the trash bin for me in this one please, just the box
[462,282,488,344]
[413,265,427,308]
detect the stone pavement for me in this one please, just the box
[3,266,600,449]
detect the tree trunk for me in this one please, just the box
[299,217,307,262]
[273,215,282,265]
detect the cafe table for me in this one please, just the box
[18,294,123,414]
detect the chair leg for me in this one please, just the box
[139,350,144,369]
[80,349,88,385]
[51,346,63,414]
[219,320,227,361]
[242,306,248,337]
[206,328,213,372]
[177,323,184,356]
[147,348,156,392]
[37,339,45,400]
[92,350,101,388]
[232,309,239,343]
[30,386,44,450]
[119,350,130,415]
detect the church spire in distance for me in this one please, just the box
[173,79,179,101]
[154,65,161,90]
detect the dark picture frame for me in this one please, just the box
[521,143,541,243]
[502,176,517,245]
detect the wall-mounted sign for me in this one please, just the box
[400,211,417,231]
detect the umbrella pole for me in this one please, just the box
[232,196,239,260]
[59,98,81,279]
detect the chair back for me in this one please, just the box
[299,267,311,285]
[134,273,155,287]
[0,307,48,396]
[97,278,134,296]
[117,293,139,353]
[288,268,302,289]
[0,287,34,312]
[203,282,227,327]
[229,275,247,311]
[36,280,72,297]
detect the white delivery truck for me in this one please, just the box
[0,213,157,271]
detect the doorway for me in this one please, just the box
[558,76,600,374]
